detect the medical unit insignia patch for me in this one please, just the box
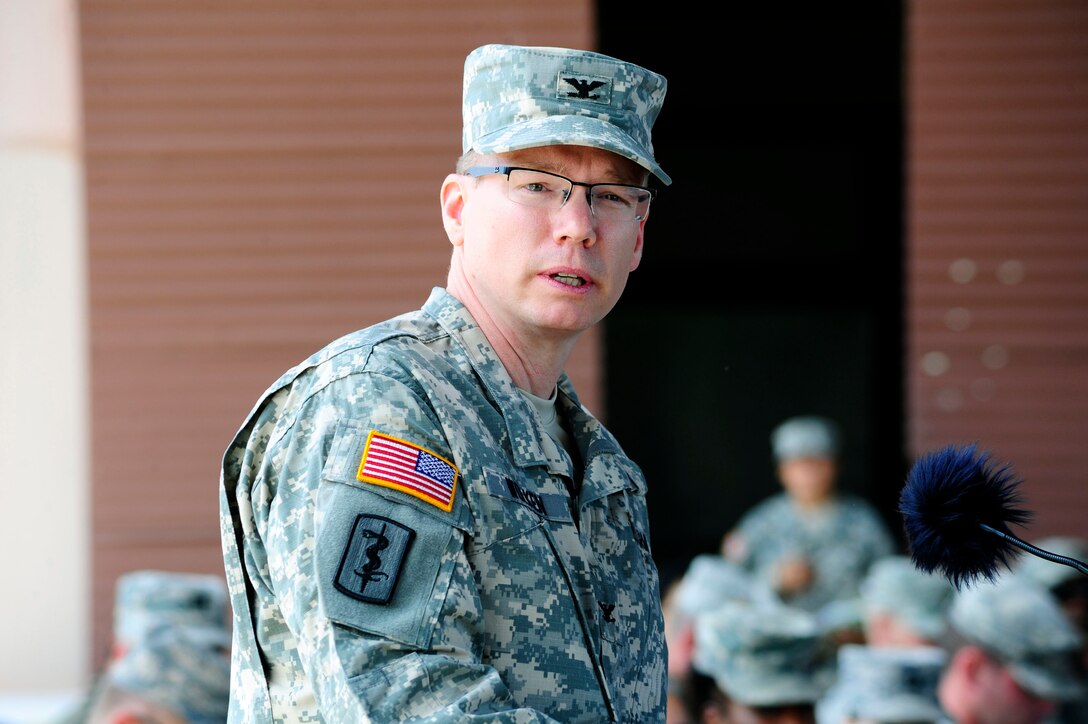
[357,431,459,512]
[334,514,415,605]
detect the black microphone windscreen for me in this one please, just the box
[899,443,1032,589]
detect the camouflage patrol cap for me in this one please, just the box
[108,622,231,724]
[860,555,955,640]
[692,600,833,707]
[113,570,229,654]
[674,554,780,617]
[461,44,671,185]
[949,576,1086,701]
[816,644,946,724]
[771,415,841,461]
[1014,535,1088,592]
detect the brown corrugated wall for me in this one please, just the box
[907,1,1088,533]
[79,1,596,669]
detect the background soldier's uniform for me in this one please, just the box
[691,599,835,710]
[51,569,231,724]
[725,415,896,614]
[815,644,946,724]
[220,289,667,721]
[728,490,895,612]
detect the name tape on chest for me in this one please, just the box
[485,471,573,523]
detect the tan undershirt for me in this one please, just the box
[520,385,573,455]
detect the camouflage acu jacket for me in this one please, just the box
[219,287,667,722]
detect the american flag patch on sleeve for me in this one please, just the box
[357,431,459,512]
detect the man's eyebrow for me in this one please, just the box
[520,161,643,184]
[500,156,562,173]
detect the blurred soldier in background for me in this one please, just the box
[1012,536,1088,724]
[811,556,953,722]
[85,622,231,724]
[815,644,946,724]
[936,576,1085,724]
[1014,535,1088,641]
[665,555,781,723]
[108,570,230,660]
[690,599,836,723]
[857,555,954,648]
[722,415,896,615]
[52,570,230,724]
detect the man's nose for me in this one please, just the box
[554,187,597,245]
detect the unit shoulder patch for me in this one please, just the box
[334,514,415,605]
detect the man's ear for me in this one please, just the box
[628,216,646,272]
[957,644,989,684]
[440,173,467,247]
[865,611,895,643]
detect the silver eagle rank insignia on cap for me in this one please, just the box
[461,44,671,185]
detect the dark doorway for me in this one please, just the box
[598,4,907,588]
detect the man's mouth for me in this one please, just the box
[550,272,587,288]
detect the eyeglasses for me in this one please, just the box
[463,165,657,221]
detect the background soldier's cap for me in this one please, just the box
[461,43,671,186]
[859,554,955,640]
[113,570,229,654]
[816,644,946,724]
[108,622,231,724]
[692,600,834,707]
[1013,535,1088,591]
[949,576,1086,701]
[674,554,780,618]
[770,415,841,461]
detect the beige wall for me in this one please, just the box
[4,0,599,702]
[0,0,89,707]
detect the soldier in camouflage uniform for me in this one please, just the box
[815,644,946,724]
[53,570,231,724]
[936,576,1086,724]
[110,570,231,658]
[219,43,671,722]
[856,554,955,648]
[1012,536,1088,724]
[690,599,835,723]
[86,622,232,724]
[664,555,781,722]
[721,415,896,615]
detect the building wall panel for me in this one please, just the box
[907,0,1088,537]
[80,0,596,667]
